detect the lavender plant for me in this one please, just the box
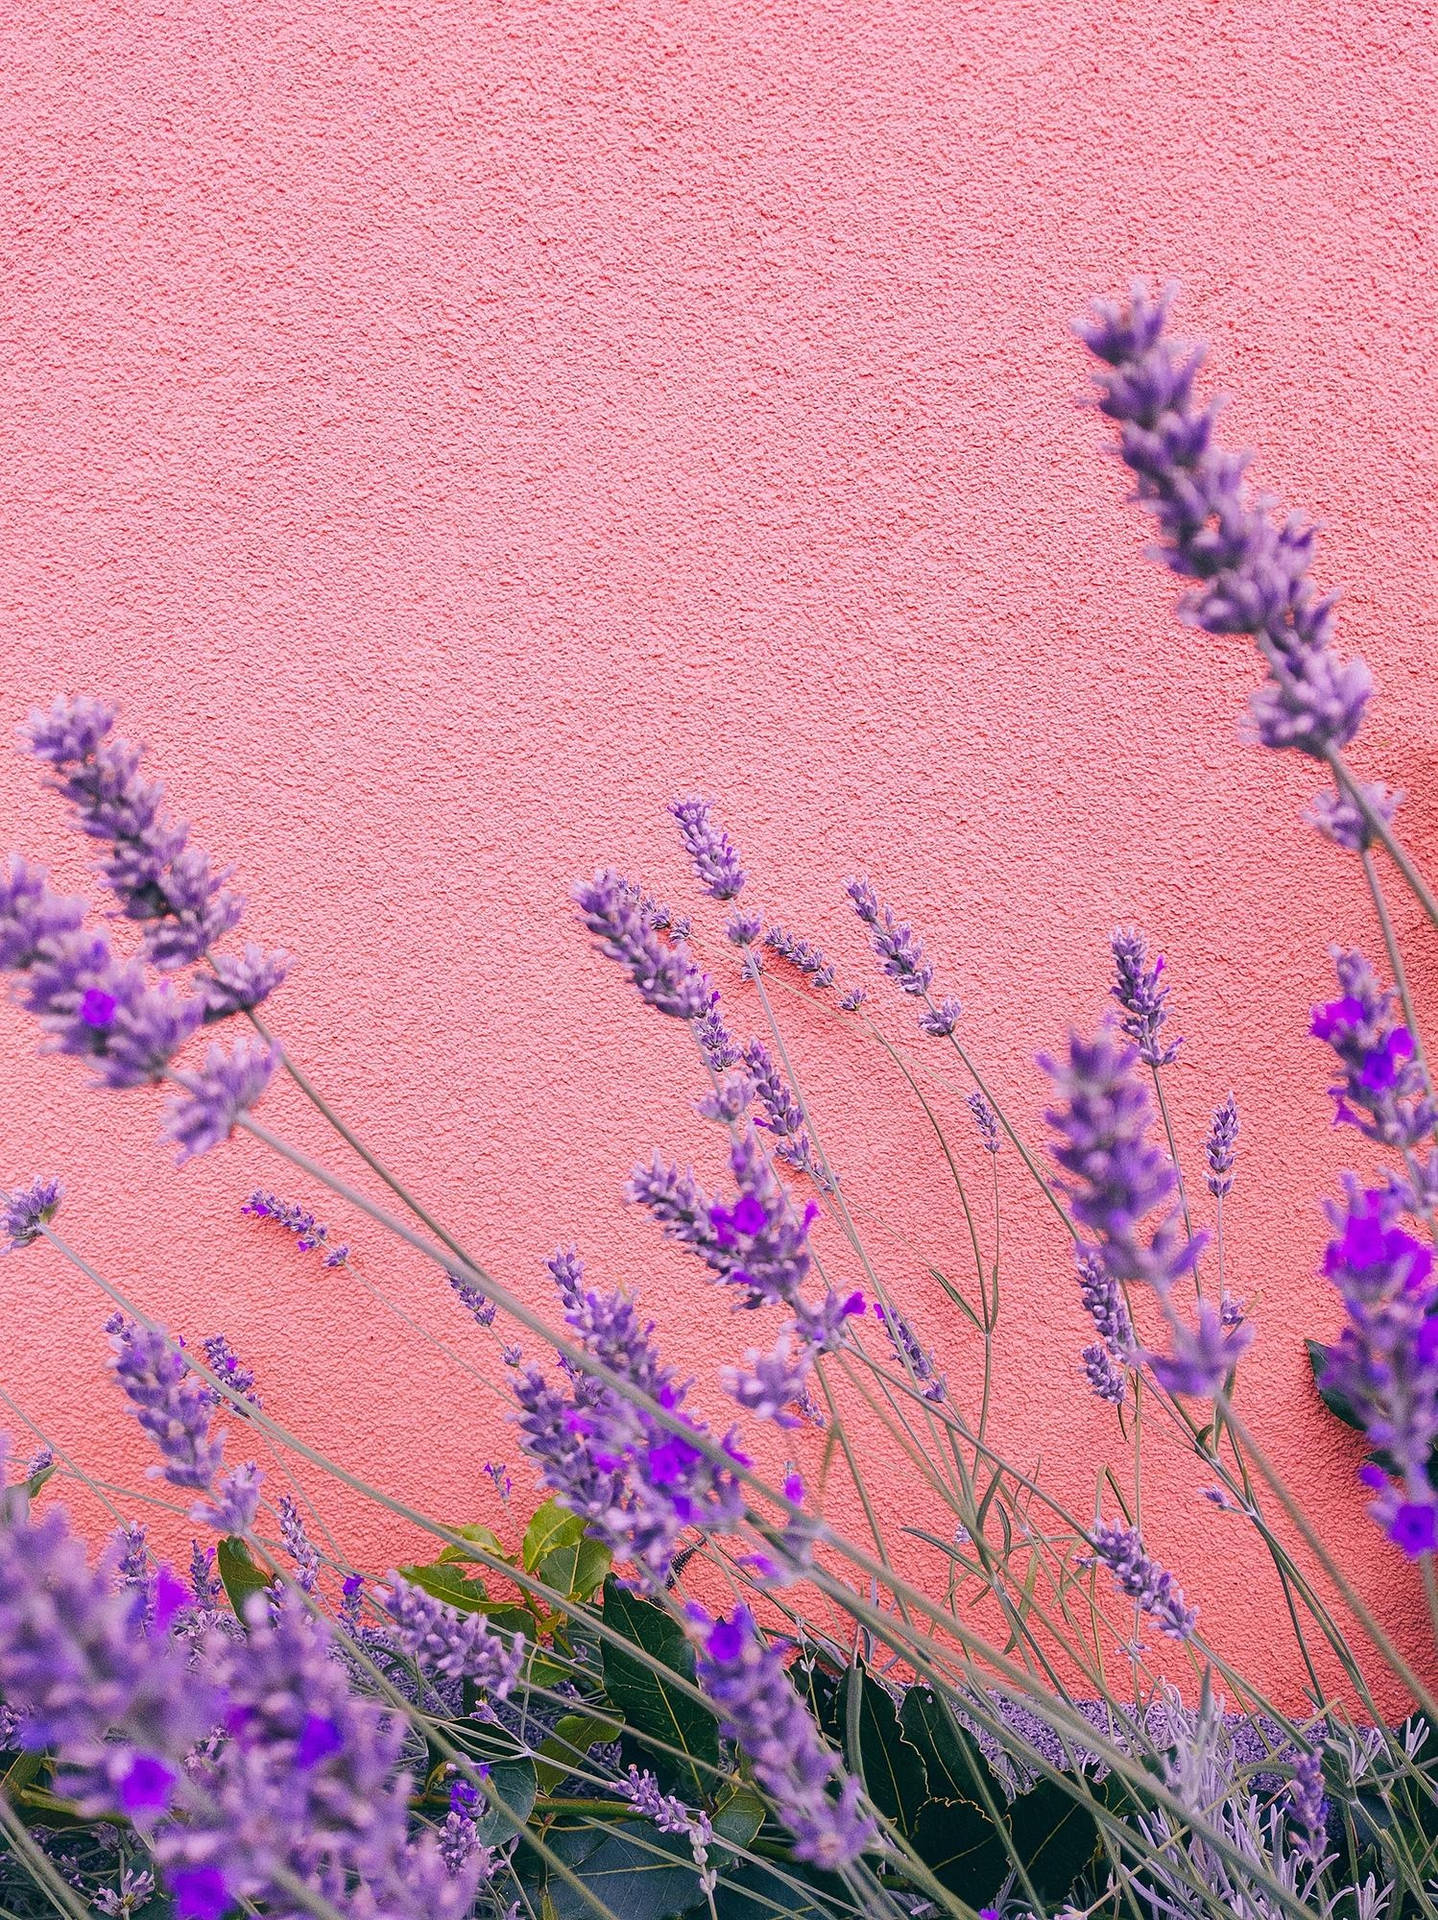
[1,288,1437,1920]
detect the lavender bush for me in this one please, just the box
[0,290,1436,1920]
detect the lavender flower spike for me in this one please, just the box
[380,1574,525,1703]
[1082,1343,1127,1405]
[1110,929,1180,1067]
[1088,1519,1197,1640]
[764,925,836,991]
[689,1605,876,1868]
[196,941,289,1022]
[919,995,963,1039]
[669,797,747,901]
[967,1090,1001,1154]
[3,1175,62,1252]
[1311,949,1436,1151]
[1306,780,1401,855]
[161,1038,278,1161]
[845,877,933,998]
[1206,1094,1239,1198]
[575,868,712,1020]
[107,1317,225,1491]
[1077,284,1372,760]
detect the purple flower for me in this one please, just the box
[845,878,933,998]
[1219,1289,1246,1331]
[919,995,963,1039]
[669,797,747,901]
[764,925,836,991]
[1206,1094,1239,1198]
[24,697,248,969]
[1311,950,1436,1150]
[873,1301,946,1401]
[1082,1342,1127,1405]
[743,1039,816,1174]
[575,868,712,1020]
[23,1445,54,1481]
[1088,1519,1197,1640]
[837,986,867,1012]
[1146,1298,1251,1398]
[243,1190,348,1267]
[1321,1181,1438,1554]
[19,924,204,1088]
[1077,285,1372,760]
[966,1091,1000,1154]
[1286,1749,1328,1865]
[720,1330,816,1427]
[619,1766,717,1892]
[727,907,763,947]
[379,1575,524,1703]
[108,1317,226,1492]
[3,1175,63,1252]
[338,1572,364,1634]
[1306,781,1401,855]
[0,857,87,971]
[189,1541,222,1608]
[197,941,289,1022]
[689,1605,876,1868]
[1077,1253,1135,1359]
[694,988,742,1073]
[0,1490,217,1823]
[696,1073,754,1124]
[201,1335,261,1410]
[191,1463,262,1537]
[161,1038,278,1161]
[1110,929,1180,1068]
[278,1494,320,1594]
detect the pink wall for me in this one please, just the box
[1,0,1435,1708]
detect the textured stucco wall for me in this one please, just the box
[0,0,1435,1706]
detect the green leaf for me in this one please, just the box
[538,1530,612,1605]
[843,1664,927,1837]
[600,1578,718,1797]
[710,1781,766,1849]
[217,1536,271,1618]
[1308,1338,1366,1432]
[898,1686,987,1805]
[524,1498,585,1572]
[534,1711,623,1792]
[473,1757,537,1847]
[544,1822,704,1920]
[712,1861,848,1920]
[1007,1776,1102,1902]
[910,1794,1009,1898]
[436,1521,508,1566]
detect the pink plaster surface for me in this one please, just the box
[0,0,1436,1706]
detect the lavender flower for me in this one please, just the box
[575,868,712,1020]
[764,925,836,991]
[689,1605,876,1868]
[189,1541,222,1608]
[1078,284,1372,760]
[1219,1289,1246,1331]
[201,1334,261,1409]
[694,988,741,1073]
[24,696,248,970]
[482,1461,512,1501]
[278,1494,320,1594]
[742,1039,827,1180]
[449,1270,498,1327]
[3,1175,62,1252]
[1088,1519,1197,1640]
[619,1766,717,1892]
[696,1073,753,1124]
[873,1301,946,1402]
[0,857,86,970]
[965,1091,1000,1155]
[0,1491,216,1824]
[1206,1094,1239,1198]
[1147,1299,1251,1398]
[196,941,289,1022]
[1287,1749,1328,1865]
[1320,1181,1438,1555]
[161,1038,278,1160]
[1306,781,1402,855]
[380,1575,524,1703]
[845,878,933,997]
[669,797,747,900]
[1082,1343,1127,1405]
[919,995,963,1038]
[244,1189,350,1267]
[727,906,763,946]
[108,1317,225,1492]
[1312,950,1436,1151]
[338,1572,364,1634]
[837,986,867,1012]
[720,1330,816,1427]
[160,1588,482,1920]
[24,1444,54,1481]
[1110,929,1180,1068]
[191,1462,262,1536]
[17,922,203,1087]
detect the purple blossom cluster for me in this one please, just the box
[278,1494,320,1594]
[1043,1027,1251,1397]
[669,797,747,901]
[1077,285,1373,762]
[379,1574,524,1704]
[242,1190,351,1268]
[574,869,712,1020]
[1287,1750,1329,1866]
[763,925,836,991]
[967,1090,1001,1155]
[449,1268,498,1326]
[1311,950,1436,1152]
[1077,1253,1135,1407]
[873,1301,947,1402]
[106,1316,261,1534]
[1110,929,1180,1068]
[619,1767,717,1893]
[846,877,934,998]
[689,1605,876,1868]
[1088,1519,1198,1641]
[162,1039,278,1162]
[743,1039,824,1182]
[3,1175,62,1252]
[1320,1181,1438,1556]
[1206,1095,1239,1198]
[1306,781,1401,856]
[512,1248,745,1590]
[201,1335,261,1409]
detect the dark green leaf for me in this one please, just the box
[473,1758,537,1847]
[1308,1338,1365,1432]
[898,1687,987,1805]
[600,1579,718,1797]
[217,1536,271,1618]
[537,1531,612,1604]
[710,1781,766,1849]
[534,1711,623,1792]
[1008,1776,1101,1902]
[909,1795,1008,1897]
[843,1664,927,1837]
[524,1498,584,1571]
[711,1860,849,1920]
[544,1821,703,1920]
